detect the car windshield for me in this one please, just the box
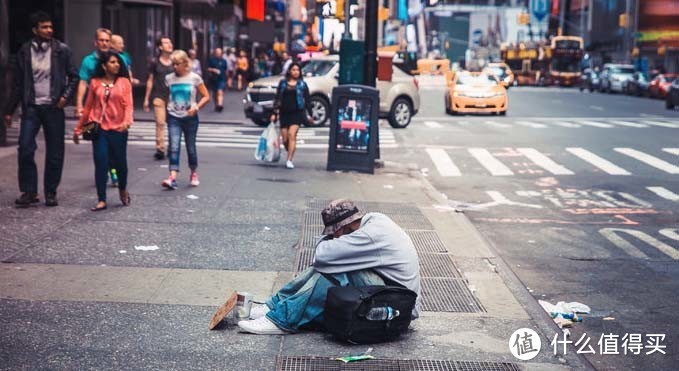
[666,76,677,83]
[457,74,497,86]
[302,60,336,77]
[612,67,634,74]
[487,67,507,78]
[550,59,580,73]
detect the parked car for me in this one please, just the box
[444,71,507,116]
[623,72,650,96]
[243,55,421,128]
[483,62,515,88]
[599,64,635,93]
[649,74,678,99]
[666,78,679,110]
[579,68,601,92]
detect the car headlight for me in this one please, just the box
[248,82,254,88]
[453,92,459,97]
[504,77,511,83]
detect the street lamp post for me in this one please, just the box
[363,0,378,88]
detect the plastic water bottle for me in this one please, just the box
[365,306,400,321]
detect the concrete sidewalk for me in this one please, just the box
[0,130,590,370]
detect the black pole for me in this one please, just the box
[363,0,378,87]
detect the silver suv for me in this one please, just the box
[243,55,420,128]
[599,63,635,93]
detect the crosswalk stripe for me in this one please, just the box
[424,121,443,128]
[566,148,631,175]
[609,120,648,128]
[468,148,514,176]
[663,148,679,156]
[579,120,615,128]
[517,148,574,175]
[426,148,461,177]
[515,121,547,128]
[551,121,581,128]
[642,120,679,128]
[615,148,679,174]
[484,120,512,128]
[647,187,679,202]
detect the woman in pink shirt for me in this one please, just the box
[73,51,133,211]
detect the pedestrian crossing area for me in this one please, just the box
[413,117,679,130]
[423,146,679,180]
[3,122,399,151]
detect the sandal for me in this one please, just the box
[119,190,131,206]
[91,201,107,212]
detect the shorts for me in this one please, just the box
[236,68,248,77]
[210,79,226,91]
[279,110,306,128]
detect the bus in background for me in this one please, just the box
[548,36,584,87]
[500,42,551,86]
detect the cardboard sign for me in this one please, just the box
[209,291,238,330]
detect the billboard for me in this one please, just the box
[637,0,679,44]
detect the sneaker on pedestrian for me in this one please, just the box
[286,160,294,169]
[190,172,200,187]
[110,169,118,188]
[45,192,58,207]
[238,316,286,335]
[162,177,177,190]
[154,150,165,160]
[15,192,39,208]
[249,303,270,320]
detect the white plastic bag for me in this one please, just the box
[254,122,281,162]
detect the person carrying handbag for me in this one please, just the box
[73,51,133,211]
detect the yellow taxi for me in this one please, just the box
[445,71,508,115]
[484,62,515,88]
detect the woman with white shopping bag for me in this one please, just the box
[270,63,310,169]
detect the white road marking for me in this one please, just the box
[579,120,615,128]
[663,148,679,156]
[609,120,649,128]
[468,148,514,176]
[426,148,461,177]
[484,120,512,128]
[589,105,605,111]
[642,120,679,128]
[600,228,679,260]
[614,148,679,174]
[517,148,574,175]
[646,187,679,202]
[515,121,547,128]
[424,121,443,128]
[566,148,631,175]
[659,229,679,242]
[551,121,581,128]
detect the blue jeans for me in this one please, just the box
[18,105,65,194]
[167,114,199,172]
[92,130,128,202]
[265,267,385,332]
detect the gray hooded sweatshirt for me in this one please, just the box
[313,212,422,318]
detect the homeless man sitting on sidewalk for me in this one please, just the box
[238,199,422,335]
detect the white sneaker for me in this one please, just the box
[249,303,270,319]
[238,316,287,335]
[286,160,294,169]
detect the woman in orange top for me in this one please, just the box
[236,50,249,90]
[73,51,133,211]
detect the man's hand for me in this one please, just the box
[72,133,80,144]
[3,115,12,128]
[143,99,150,112]
[56,97,67,109]
[75,106,83,118]
[131,78,141,86]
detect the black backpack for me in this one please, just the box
[323,285,417,344]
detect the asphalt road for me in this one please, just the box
[392,85,679,370]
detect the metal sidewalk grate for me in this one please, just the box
[419,254,463,278]
[299,224,324,248]
[276,356,520,371]
[306,199,424,216]
[295,248,316,273]
[407,231,448,253]
[421,278,486,313]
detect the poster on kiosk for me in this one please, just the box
[327,85,380,174]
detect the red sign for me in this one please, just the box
[246,0,265,22]
[340,120,367,131]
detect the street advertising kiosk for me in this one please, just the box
[327,85,380,174]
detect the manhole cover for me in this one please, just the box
[276,356,520,371]
[407,231,448,253]
[419,254,462,278]
[421,278,486,313]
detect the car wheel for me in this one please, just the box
[305,95,329,127]
[253,118,269,127]
[499,110,507,116]
[667,98,675,110]
[444,94,453,115]
[388,97,413,129]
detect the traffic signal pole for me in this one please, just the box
[363,0,378,88]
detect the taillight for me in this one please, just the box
[413,77,419,90]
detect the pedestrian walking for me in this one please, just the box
[110,34,140,85]
[270,63,309,169]
[281,51,293,75]
[207,48,226,112]
[236,50,249,90]
[75,28,111,119]
[161,50,210,190]
[72,51,133,211]
[188,49,202,76]
[225,48,237,90]
[143,36,174,160]
[3,11,78,208]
